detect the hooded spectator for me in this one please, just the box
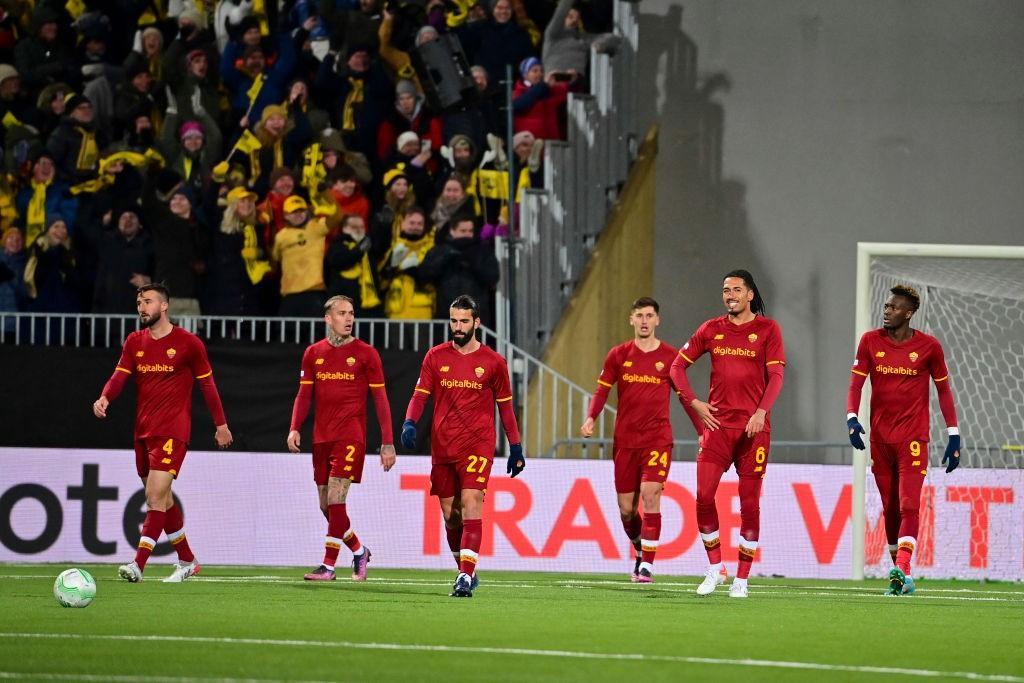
[376,78,443,167]
[92,206,154,312]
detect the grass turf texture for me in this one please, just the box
[1,565,1022,682]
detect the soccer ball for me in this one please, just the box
[54,568,97,608]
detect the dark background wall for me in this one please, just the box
[636,1,1024,442]
[1,344,430,453]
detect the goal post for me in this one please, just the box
[852,242,1024,581]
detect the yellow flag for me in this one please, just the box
[1,111,23,128]
[235,129,263,154]
[246,73,265,105]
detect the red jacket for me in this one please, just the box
[376,106,444,166]
[331,186,371,226]
[512,80,569,141]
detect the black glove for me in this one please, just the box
[401,419,416,450]
[847,417,866,450]
[506,443,525,477]
[942,434,961,473]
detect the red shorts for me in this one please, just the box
[871,440,929,478]
[698,427,770,479]
[134,437,187,478]
[612,446,672,494]
[312,441,367,485]
[430,452,494,499]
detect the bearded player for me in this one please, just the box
[847,284,961,596]
[581,297,696,583]
[670,270,786,598]
[93,284,233,583]
[401,294,525,598]
[288,295,397,581]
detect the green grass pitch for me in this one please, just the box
[1,564,1022,682]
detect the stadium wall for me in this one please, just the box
[535,127,659,407]
[636,1,1024,443]
[0,345,429,452]
[3,449,1020,580]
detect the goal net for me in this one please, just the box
[856,244,1024,580]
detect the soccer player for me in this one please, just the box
[670,270,786,598]
[580,297,693,583]
[401,294,525,598]
[846,284,961,596]
[93,284,232,583]
[288,295,397,581]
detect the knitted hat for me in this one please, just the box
[449,134,474,151]
[395,79,419,99]
[519,56,540,79]
[319,128,346,153]
[260,104,287,124]
[177,6,202,27]
[63,92,91,112]
[186,48,207,65]
[396,131,419,151]
[283,195,308,213]
[0,64,18,84]
[171,184,195,205]
[235,15,261,35]
[178,120,204,140]
[269,167,295,185]
[126,60,149,82]
[382,164,408,188]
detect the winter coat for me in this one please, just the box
[378,231,435,320]
[419,233,499,324]
[325,232,382,316]
[512,79,569,141]
[457,19,535,88]
[92,230,155,313]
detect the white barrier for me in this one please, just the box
[1,449,1020,579]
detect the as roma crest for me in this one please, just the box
[474,366,485,378]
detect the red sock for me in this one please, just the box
[323,503,358,569]
[896,473,924,575]
[621,513,642,551]
[697,462,724,565]
[134,509,166,570]
[163,504,195,563]
[446,521,463,568]
[736,477,762,580]
[459,519,482,576]
[737,536,758,579]
[640,513,661,567]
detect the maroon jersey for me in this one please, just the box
[593,341,679,448]
[851,328,950,443]
[414,342,514,462]
[678,315,786,430]
[113,327,214,442]
[298,338,387,444]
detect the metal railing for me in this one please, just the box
[1,312,616,457]
[0,312,454,351]
[509,0,640,356]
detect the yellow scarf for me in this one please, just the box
[26,179,50,245]
[340,251,381,309]
[74,127,99,173]
[69,150,166,195]
[242,224,272,285]
[342,77,364,132]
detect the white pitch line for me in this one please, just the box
[0,673,334,683]
[0,633,1020,683]
[5,574,1023,602]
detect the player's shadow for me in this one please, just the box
[639,4,793,437]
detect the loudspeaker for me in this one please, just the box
[412,34,477,111]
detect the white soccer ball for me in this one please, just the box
[54,568,97,608]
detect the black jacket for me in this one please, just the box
[419,234,499,324]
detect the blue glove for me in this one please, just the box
[847,417,866,450]
[942,434,961,473]
[401,419,417,450]
[507,443,525,478]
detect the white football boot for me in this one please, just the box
[696,565,728,595]
[162,560,201,583]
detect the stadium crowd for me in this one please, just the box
[0,0,621,328]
